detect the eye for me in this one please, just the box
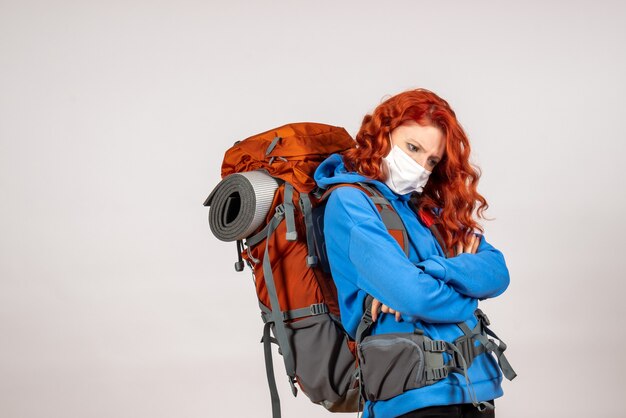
[407,143,418,152]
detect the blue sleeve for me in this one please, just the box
[414,233,511,299]
[324,186,478,324]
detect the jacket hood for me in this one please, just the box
[313,153,412,202]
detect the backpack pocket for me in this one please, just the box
[284,313,360,412]
[357,333,427,401]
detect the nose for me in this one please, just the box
[413,156,430,170]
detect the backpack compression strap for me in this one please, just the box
[259,197,298,403]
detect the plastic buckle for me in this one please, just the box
[246,245,260,265]
[310,303,328,315]
[362,308,373,324]
[429,367,449,380]
[427,339,447,353]
[274,204,285,218]
[289,376,298,397]
[475,308,490,326]
[477,401,495,412]
[311,186,324,200]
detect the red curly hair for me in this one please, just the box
[341,87,492,253]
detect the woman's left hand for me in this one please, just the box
[455,232,481,256]
[371,298,402,322]
[370,233,481,323]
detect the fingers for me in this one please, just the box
[370,298,402,322]
[371,298,380,322]
[464,234,475,253]
[456,233,480,255]
[463,234,472,254]
[470,234,481,254]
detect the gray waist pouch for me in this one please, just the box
[357,332,428,401]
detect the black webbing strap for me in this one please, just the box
[456,322,484,370]
[355,294,377,344]
[261,321,281,418]
[455,310,516,381]
[261,303,329,323]
[477,320,517,381]
[354,294,376,414]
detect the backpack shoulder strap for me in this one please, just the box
[319,182,410,258]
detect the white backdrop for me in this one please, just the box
[1,1,625,417]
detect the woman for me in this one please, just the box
[313,88,511,418]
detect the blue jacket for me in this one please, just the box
[313,153,510,418]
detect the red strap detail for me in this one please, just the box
[417,208,436,228]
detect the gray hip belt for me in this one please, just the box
[355,296,517,411]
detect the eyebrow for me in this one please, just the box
[406,137,442,161]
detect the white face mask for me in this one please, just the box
[382,133,432,195]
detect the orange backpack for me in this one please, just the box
[203,122,436,417]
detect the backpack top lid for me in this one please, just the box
[221,122,355,193]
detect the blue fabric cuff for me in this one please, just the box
[416,258,448,281]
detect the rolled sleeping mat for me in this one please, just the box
[204,170,281,242]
